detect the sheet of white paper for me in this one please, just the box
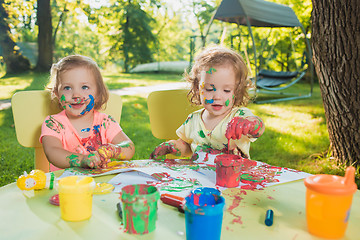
[59,158,312,197]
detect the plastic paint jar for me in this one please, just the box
[184,187,225,240]
[57,176,95,221]
[121,184,160,234]
[304,166,357,239]
[215,154,243,187]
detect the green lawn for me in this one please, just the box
[1,71,358,187]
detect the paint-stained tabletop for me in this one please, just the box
[0,169,359,239]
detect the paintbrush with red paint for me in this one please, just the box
[160,193,185,213]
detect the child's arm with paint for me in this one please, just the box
[226,115,265,140]
[42,135,102,169]
[97,131,135,163]
[149,139,192,159]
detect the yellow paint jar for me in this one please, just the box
[304,167,357,239]
[57,176,95,221]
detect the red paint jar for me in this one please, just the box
[214,154,243,187]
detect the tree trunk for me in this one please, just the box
[0,0,30,74]
[35,0,53,72]
[311,0,360,166]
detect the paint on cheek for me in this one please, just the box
[225,99,230,106]
[80,95,95,115]
[60,95,67,109]
[210,84,216,91]
[205,98,214,104]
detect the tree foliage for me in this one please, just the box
[0,0,31,74]
[1,0,313,74]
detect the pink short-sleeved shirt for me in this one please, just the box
[40,110,122,171]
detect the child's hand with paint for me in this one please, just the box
[97,141,134,167]
[225,116,265,140]
[83,152,102,168]
[97,143,121,167]
[68,153,102,169]
[150,141,181,159]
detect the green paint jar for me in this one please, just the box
[121,184,160,234]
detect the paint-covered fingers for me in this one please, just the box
[92,150,110,168]
[247,116,265,138]
[98,143,122,160]
[226,117,257,139]
[240,119,255,136]
[226,117,246,139]
[81,153,102,169]
[149,142,179,159]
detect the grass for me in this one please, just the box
[1,70,359,188]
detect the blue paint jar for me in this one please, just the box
[184,187,225,240]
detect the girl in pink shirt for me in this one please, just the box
[40,55,135,171]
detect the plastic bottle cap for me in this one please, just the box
[304,167,357,195]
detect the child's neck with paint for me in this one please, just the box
[67,110,95,136]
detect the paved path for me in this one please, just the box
[0,82,189,111]
[0,99,11,111]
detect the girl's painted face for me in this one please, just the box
[199,65,236,119]
[57,67,98,119]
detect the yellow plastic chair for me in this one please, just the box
[147,89,201,159]
[11,90,122,172]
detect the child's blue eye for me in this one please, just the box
[82,85,89,90]
[64,86,71,90]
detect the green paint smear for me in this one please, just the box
[236,109,245,116]
[121,185,160,234]
[198,130,206,138]
[206,67,217,74]
[117,141,131,148]
[225,99,230,106]
[241,173,264,182]
[160,178,200,192]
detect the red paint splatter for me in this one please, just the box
[231,215,243,224]
[224,189,248,227]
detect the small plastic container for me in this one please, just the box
[57,176,95,221]
[121,184,160,234]
[214,154,243,187]
[184,187,225,240]
[304,167,357,239]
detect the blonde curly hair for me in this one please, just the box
[185,46,252,107]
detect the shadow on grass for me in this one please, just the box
[0,107,33,187]
[0,72,51,186]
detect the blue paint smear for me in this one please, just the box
[205,99,214,104]
[93,124,100,133]
[80,95,95,115]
